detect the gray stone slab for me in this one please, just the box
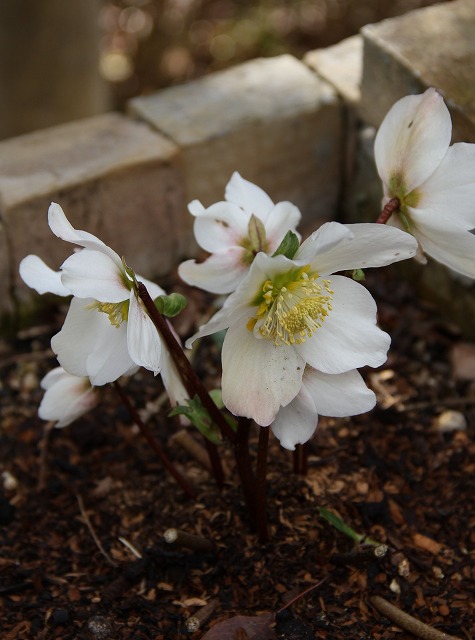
[0,113,184,311]
[304,35,362,108]
[129,54,342,252]
[361,0,475,141]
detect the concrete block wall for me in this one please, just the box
[0,54,343,322]
[2,0,475,335]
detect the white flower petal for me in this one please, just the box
[178,248,249,294]
[19,255,71,296]
[61,249,128,302]
[409,211,475,278]
[271,383,318,450]
[221,318,305,426]
[416,142,475,229]
[127,293,162,374]
[51,297,135,384]
[160,324,188,408]
[51,297,99,378]
[297,222,354,262]
[188,199,206,216]
[304,368,376,417]
[39,368,97,427]
[225,172,274,218]
[48,202,123,264]
[136,275,165,301]
[374,88,451,194]
[86,320,136,386]
[297,275,390,373]
[305,223,417,275]
[193,201,249,252]
[265,201,302,250]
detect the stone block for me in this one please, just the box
[361,0,475,141]
[129,54,342,252]
[304,35,362,108]
[0,113,184,313]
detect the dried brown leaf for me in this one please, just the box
[201,613,276,640]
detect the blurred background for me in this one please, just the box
[0,0,447,140]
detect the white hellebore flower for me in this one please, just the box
[272,367,376,450]
[20,203,164,385]
[39,367,99,427]
[178,172,302,294]
[375,88,475,277]
[187,222,417,431]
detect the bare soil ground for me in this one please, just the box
[0,266,474,639]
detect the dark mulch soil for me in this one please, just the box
[0,266,474,639]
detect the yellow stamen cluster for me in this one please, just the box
[249,267,333,346]
[90,300,129,328]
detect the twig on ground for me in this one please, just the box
[331,544,388,567]
[369,595,462,640]
[164,528,215,552]
[76,493,117,567]
[185,599,219,632]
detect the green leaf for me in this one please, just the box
[317,507,381,546]
[351,268,365,282]
[272,230,300,259]
[169,395,222,444]
[154,293,187,317]
[248,214,267,253]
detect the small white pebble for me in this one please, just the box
[389,578,401,594]
[2,470,18,491]
[435,410,467,433]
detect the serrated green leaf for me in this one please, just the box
[248,214,267,253]
[169,395,222,444]
[317,507,380,546]
[352,268,365,282]
[154,293,187,317]
[272,230,300,259]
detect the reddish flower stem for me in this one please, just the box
[255,426,270,542]
[137,282,236,444]
[375,197,400,224]
[113,380,196,499]
[293,443,308,476]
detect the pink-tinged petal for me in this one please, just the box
[225,172,274,218]
[297,275,390,373]
[178,247,249,294]
[409,210,475,278]
[61,249,128,302]
[304,368,376,417]
[39,368,97,427]
[48,203,123,263]
[265,201,302,250]
[306,223,417,275]
[19,255,70,296]
[127,293,162,374]
[297,222,354,263]
[416,143,475,229]
[193,201,249,252]
[221,319,305,426]
[271,383,318,450]
[374,89,451,194]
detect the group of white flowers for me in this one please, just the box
[20,88,475,451]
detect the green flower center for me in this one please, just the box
[248,265,333,346]
[388,173,422,231]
